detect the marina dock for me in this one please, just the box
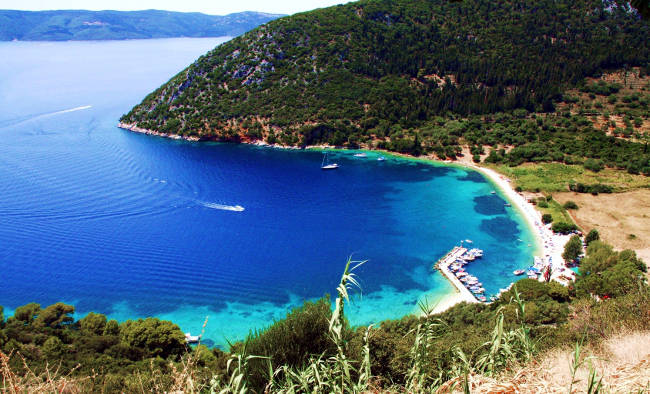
[434,245,484,303]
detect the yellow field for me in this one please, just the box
[554,190,650,266]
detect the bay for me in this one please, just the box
[0,38,536,347]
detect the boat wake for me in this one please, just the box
[201,202,245,212]
[0,105,93,129]
[51,105,93,115]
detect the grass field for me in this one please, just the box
[537,198,575,225]
[490,163,650,193]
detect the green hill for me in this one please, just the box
[121,0,648,144]
[0,10,283,41]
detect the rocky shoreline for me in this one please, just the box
[117,122,201,141]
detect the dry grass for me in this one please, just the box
[0,351,89,393]
[554,190,650,271]
[437,331,650,393]
[0,350,207,394]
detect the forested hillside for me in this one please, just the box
[121,0,648,147]
[0,10,283,41]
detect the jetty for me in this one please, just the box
[434,246,482,304]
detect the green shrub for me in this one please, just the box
[241,297,337,390]
[575,242,648,298]
[562,235,583,262]
[552,222,578,234]
[542,213,553,224]
[119,318,186,359]
[585,229,600,245]
[583,158,604,172]
[563,201,579,210]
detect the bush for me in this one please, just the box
[569,183,613,194]
[42,336,65,359]
[80,312,107,335]
[34,303,74,329]
[562,235,583,262]
[552,222,578,234]
[241,297,338,390]
[575,242,648,298]
[119,318,186,359]
[563,201,579,210]
[583,158,604,172]
[542,213,553,224]
[585,229,600,245]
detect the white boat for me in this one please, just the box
[321,152,339,170]
[377,156,386,161]
[513,269,525,276]
[353,153,367,158]
[185,333,200,343]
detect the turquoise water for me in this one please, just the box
[0,39,537,348]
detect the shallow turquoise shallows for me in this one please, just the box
[0,38,536,348]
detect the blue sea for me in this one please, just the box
[0,38,537,347]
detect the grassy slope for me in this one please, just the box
[490,162,650,193]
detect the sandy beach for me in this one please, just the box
[473,165,572,271]
[426,163,573,314]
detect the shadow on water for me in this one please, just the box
[456,170,486,183]
[480,216,521,242]
[473,194,508,215]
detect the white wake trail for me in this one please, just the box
[0,105,93,129]
[201,202,245,212]
[51,105,92,115]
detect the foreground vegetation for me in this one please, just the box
[1,240,648,392]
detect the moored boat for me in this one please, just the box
[185,333,200,344]
[321,152,339,170]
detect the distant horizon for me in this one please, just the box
[0,8,288,17]
[0,0,353,16]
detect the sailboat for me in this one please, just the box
[321,152,339,170]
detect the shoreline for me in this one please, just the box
[118,122,569,313]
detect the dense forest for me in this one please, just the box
[122,0,648,167]
[0,10,283,41]
[1,241,648,391]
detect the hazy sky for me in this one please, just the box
[0,0,353,15]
